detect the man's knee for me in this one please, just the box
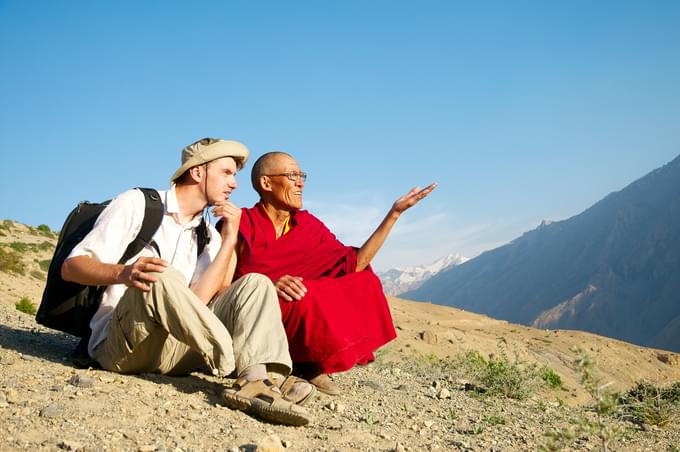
[235,273,274,292]
[234,273,277,305]
[151,267,186,287]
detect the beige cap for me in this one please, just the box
[170,138,250,182]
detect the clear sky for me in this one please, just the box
[1,1,679,272]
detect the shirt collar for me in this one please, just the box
[167,184,204,228]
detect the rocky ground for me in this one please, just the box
[2,220,680,451]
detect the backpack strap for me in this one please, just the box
[119,188,164,264]
[196,217,210,258]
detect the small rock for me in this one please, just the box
[379,432,391,440]
[359,380,383,392]
[19,353,36,361]
[58,439,83,450]
[69,374,95,389]
[255,434,284,452]
[394,442,406,452]
[325,401,346,413]
[5,389,20,404]
[40,403,64,418]
[424,420,435,428]
[436,388,451,399]
[419,330,438,345]
[137,446,157,452]
[281,439,291,448]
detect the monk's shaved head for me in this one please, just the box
[251,151,296,196]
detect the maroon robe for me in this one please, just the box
[234,203,397,374]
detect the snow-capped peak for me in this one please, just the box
[378,253,468,296]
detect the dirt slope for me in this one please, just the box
[2,220,679,451]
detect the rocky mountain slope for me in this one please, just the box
[378,253,468,296]
[2,220,680,451]
[405,154,680,353]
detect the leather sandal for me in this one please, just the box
[309,374,341,396]
[279,375,316,406]
[222,378,311,426]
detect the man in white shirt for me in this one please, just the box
[61,138,311,426]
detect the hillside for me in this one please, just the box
[2,220,680,451]
[406,154,680,353]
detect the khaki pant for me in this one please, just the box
[92,268,291,377]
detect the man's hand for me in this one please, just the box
[275,275,307,301]
[212,201,241,244]
[118,257,169,292]
[392,183,438,214]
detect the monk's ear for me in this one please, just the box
[260,175,273,193]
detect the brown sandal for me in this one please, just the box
[279,375,316,406]
[222,378,311,426]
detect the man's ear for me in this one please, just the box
[188,165,203,183]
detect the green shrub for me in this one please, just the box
[37,259,51,271]
[36,224,55,238]
[0,247,26,275]
[15,297,36,315]
[455,351,539,400]
[9,242,29,253]
[0,220,12,231]
[38,241,54,251]
[541,366,563,389]
[617,381,680,427]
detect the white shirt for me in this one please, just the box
[67,186,222,355]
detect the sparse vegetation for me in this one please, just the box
[15,297,36,315]
[0,240,54,254]
[8,241,29,253]
[484,415,506,426]
[35,224,55,238]
[37,258,51,272]
[616,381,680,427]
[0,219,12,230]
[542,348,622,451]
[30,270,45,280]
[541,366,563,389]
[0,247,26,275]
[454,351,540,400]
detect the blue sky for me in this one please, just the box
[1,1,679,271]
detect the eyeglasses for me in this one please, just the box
[265,171,307,182]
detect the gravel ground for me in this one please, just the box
[2,220,680,451]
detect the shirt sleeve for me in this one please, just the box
[68,189,145,264]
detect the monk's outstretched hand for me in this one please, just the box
[391,183,437,214]
[275,275,307,301]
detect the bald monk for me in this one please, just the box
[231,152,436,394]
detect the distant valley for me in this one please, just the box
[405,153,680,353]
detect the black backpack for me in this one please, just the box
[36,188,210,339]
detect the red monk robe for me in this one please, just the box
[234,203,397,374]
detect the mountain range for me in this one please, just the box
[377,253,468,295]
[405,153,680,353]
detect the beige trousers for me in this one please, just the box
[92,268,291,377]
